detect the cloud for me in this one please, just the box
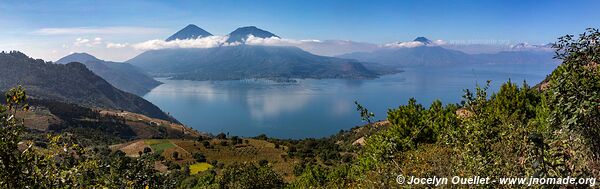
[93,37,102,45]
[32,26,166,35]
[383,39,447,48]
[132,34,322,51]
[383,41,425,48]
[432,39,447,45]
[245,35,321,46]
[73,37,103,47]
[131,34,380,56]
[74,37,91,46]
[132,36,235,50]
[244,35,381,56]
[106,42,129,48]
[509,42,553,50]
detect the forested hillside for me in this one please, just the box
[0,51,175,122]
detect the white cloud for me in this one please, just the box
[73,37,104,47]
[32,27,166,35]
[383,41,425,48]
[130,34,379,56]
[132,36,234,50]
[509,42,553,50]
[93,37,103,45]
[383,39,447,48]
[106,42,129,48]
[432,39,447,45]
[245,35,321,46]
[74,37,91,46]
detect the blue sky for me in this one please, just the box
[1,0,599,61]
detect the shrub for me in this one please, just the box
[218,163,283,189]
[216,133,226,140]
[194,152,206,163]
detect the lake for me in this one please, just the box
[143,64,557,139]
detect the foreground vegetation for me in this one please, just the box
[1,28,599,188]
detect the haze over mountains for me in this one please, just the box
[126,25,557,79]
[339,37,557,67]
[56,53,161,95]
[128,25,395,80]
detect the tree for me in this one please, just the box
[544,28,600,177]
[258,159,268,166]
[143,146,152,154]
[218,163,283,189]
[0,86,179,188]
[216,133,227,139]
[194,152,206,163]
[355,101,375,124]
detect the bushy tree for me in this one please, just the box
[543,28,600,178]
[218,163,284,189]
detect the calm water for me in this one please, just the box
[143,64,556,139]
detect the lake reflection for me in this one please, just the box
[143,65,556,139]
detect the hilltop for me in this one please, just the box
[166,24,213,41]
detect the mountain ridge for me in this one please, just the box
[127,45,386,80]
[338,45,557,67]
[56,53,162,95]
[0,51,177,123]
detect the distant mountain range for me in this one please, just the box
[338,37,557,67]
[0,51,176,122]
[128,45,382,80]
[56,53,161,95]
[127,25,397,80]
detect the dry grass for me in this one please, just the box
[17,107,61,131]
[115,140,150,157]
[99,109,206,138]
[115,138,299,182]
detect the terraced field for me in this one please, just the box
[145,139,176,154]
[112,138,298,181]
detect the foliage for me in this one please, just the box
[0,86,176,188]
[543,28,600,178]
[193,152,206,162]
[355,100,375,124]
[217,163,284,189]
[357,98,459,171]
